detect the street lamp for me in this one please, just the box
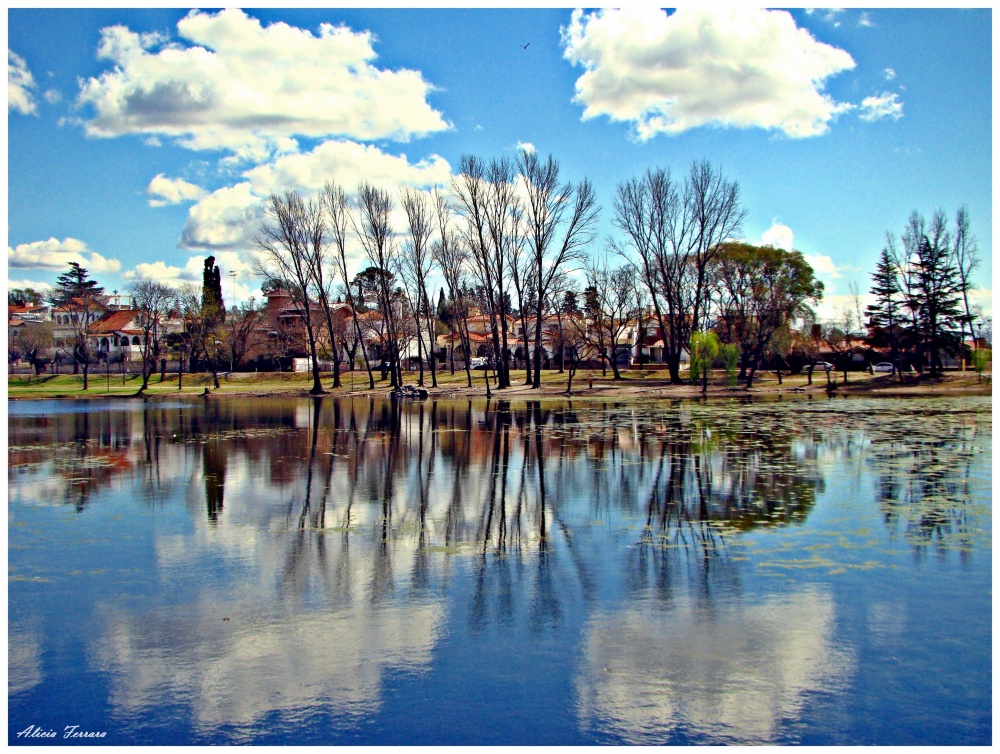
[229,271,237,310]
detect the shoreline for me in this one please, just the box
[8,370,991,403]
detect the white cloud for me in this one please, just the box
[43,89,61,105]
[561,8,856,140]
[180,182,263,251]
[124,251,252,291]
[883,68,896,81]
[7,279,53,294]
[8,50,37,115]
[858,92,903,122]
[244,139,452,196]
[146,174,208,207]
[803,253,845,281]
[179,140,451,253]
[8,237,121,274]
[806,9,844,27]
[761,222,794,251]
[75,9,448,161]
[858,12,875,28]
[515,141,536,155]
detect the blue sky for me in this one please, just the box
[7,7,992,322]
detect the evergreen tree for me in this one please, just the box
[201,256,225,325]
[865,245,903,372]
[911,234,964,375]
[53,262,104,390]
[560,289,580,315]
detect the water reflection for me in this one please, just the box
[7,396,991,744]
[576,589,853,744]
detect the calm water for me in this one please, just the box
[8,394,991,745]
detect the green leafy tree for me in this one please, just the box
[711,243,823,388]
[689,330,720,393]
[720,344,740,387]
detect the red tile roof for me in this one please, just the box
[90,310,140,333]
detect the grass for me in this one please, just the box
[7,366,988,400]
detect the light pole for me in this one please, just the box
[229,271,237,310]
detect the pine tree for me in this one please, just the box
[911,234,963,375]
[53,262,104,390]
[865,246,903,372]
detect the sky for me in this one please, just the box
[6,6,993,323]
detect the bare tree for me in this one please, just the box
[612,161,747,383]
[400,187,439,388]
[351,182,404,388]
[516,149,600,388]
[452,155,518,389]
[322,181,375,390]
[221,299,264,371]
[583,255,638,380]
[431,189,475,388]
[953,205,980,346]
[255,190,325,395]
[129,279,175,392]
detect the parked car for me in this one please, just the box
[873,362,895,373]
[811,361,834,371]
[469,357,489,369]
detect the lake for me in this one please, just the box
[8,394,991,745]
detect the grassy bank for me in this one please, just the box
[7,367,991,401]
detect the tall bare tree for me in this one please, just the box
[400,187,439,388]
[612,161,746,383]
[255,190,325,395]
[583,255,638,380]
[431,189,475,388]
[322,181,375,390]
[452,155,518,389]
[352,182,404,387]
[129,279,175,392]
[952,205,980,346]
[516,149,600,388]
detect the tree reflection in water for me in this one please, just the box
[6,396,990,742]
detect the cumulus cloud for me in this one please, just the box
[9,50,37,115]
[761,222,794,251]
[883,68,896,81]
[245,139,452,196]
[8,279,53,294]
[123,251,252,293]
[8,237,121,274]
[515,141,536,155]
[75,9,448,160]
[562,8,856,140]
[146,174,208,207]
[858,92,903,122]
[179,140,451,252]
[44,89,62,104]
[803,253,845,280]
[180,182,263,251]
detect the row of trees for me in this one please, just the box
[252,153,827,394]
[22,153,985,394]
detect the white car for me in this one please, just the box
[873,362,895,373]
[469,357,489,369]
[811,361,834,371]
